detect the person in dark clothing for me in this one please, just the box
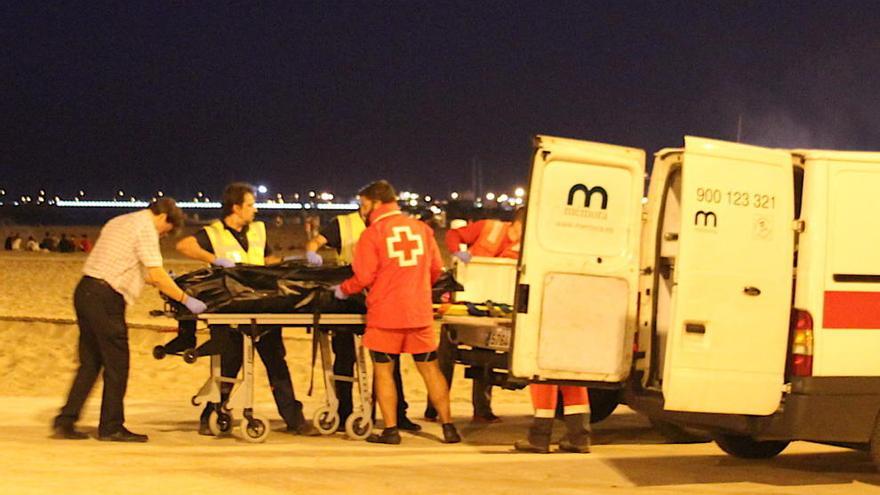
[175,182,319,436]
[58,233,76,253]
[305,207,422,432]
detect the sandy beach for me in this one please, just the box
[2,251,880,494]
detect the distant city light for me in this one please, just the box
[400,191,411,200]
[79,190,85,196]
[257,185,268,194]
[319,192,334,201]
[497,194,509,203]
[157,191,164,197]
[450,192,459,200]
[197,191,204,198]
[308,191,316,198]
[39,190,45,196]
[514,187,525,198]
[424,195,432,202]
[118,190,124,196]
[485,192,495,201]
[408,199,418,207]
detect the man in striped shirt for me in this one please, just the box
[53,198,208,442]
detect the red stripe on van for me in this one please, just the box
[823,291,880,329]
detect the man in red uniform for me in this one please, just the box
[449,209,591,453]
[333,180,461,445]
[424,208,525,423]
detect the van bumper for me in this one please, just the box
[626,376,880,444]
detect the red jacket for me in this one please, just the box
[445,219,520,259]
[340,202,443,329]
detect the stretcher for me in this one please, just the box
[155,312,371,443]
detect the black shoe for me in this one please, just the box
[98,427,148,443]
[398,417,422,432]
[366,427,401,444]
[51,424,89,440]
[286,422,322,437]
[442,423,461,444]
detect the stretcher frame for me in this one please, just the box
[190,313,371,443]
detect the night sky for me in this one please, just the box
[4,2,880,201]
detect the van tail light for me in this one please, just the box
[790,309,813,377]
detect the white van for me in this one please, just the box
[510,134,880,466]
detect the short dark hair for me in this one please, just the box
[149,197,185,234]
[357,180,397,203]
[222,182,255,216]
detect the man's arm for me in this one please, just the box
[305,233,328,254]
[428,229,444,285]
[445,220,485,253]
[340,233,378,294]
[176,235,217,264]
[146,266,190,303]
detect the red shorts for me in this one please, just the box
[363,326,437,355]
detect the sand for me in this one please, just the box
[2,252,879,494]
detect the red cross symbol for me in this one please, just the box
[386,226,424,267]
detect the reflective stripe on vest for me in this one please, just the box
[203,220,266,265]
[337,211,366,264]
[470,220,509,257]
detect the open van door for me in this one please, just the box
[510,135,644,383]
[662,137,794,415]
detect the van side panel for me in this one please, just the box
[803,156,880,376]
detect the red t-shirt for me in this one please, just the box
[340,203,443,329]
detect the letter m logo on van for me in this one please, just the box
[567,184,608,209]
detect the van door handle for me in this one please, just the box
[685,323,706,334]
[743,286,761,296]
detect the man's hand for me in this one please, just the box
[306,251,323,266]
[331,284,348,300]
[453,251,472,264]
[183,295,208,314]
[212,257,236,268]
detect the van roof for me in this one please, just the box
[792,149,880,163]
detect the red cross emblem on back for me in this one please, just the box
[386,226,424,267]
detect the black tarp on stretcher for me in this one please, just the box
[165,261,463,315]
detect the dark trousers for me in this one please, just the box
[331,330,409,422]
[201,325,304,428]
[56,276,129,436]
[425,325,494,418]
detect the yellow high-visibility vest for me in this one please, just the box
[337,211,366,264]
[204,220,266,265]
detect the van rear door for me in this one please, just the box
[662,136,794,415]
[510,135,644,383]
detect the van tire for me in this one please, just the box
[588,388,620,424]
[714,433,789,459]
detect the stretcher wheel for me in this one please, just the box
[152,345,166,360]
[208,410,233,436]
[183,349,198,364]
[344,413,372,440]
[239,414,270,443]
[312,406,340,435]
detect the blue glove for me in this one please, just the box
[183,295,208,314]
[331,284,348,300]
[306,251,324,266]
[212,257,235,268]
[453,251,472,264]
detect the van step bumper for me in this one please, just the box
[626,377,880,444]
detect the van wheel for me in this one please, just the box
[714,433,789,459]
[588,389,620,424]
